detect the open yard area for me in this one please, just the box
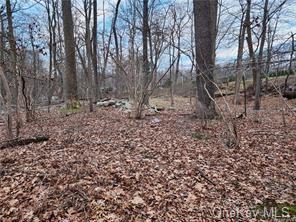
[0,96,295,221]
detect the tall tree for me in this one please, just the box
[113,0,121,98]
[6,0,22,136]
[246,0,270,110]
[61,0,79,108]
[255,0,269,110]
[142,0,149,105]
[193,0,218,119]
[234,1,246,105]
[92,0,99,101]
[245,0,257,94]
[83,0,94,112]
[284,33,295,92]
[0,65,13,139]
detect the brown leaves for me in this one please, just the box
[0,96,295,221]
[131,195,145,205]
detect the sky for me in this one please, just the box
[15,0,296,69]
[100,0,296,67]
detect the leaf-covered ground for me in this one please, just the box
[0,96,295,221]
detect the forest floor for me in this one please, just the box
[0,95,295,221]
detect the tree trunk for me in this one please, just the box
[61,0,79,108]
[0,66,13,139]
[255,0,269,110]
[131,0,149,119]
[169,40,175,108]
[284,33,295,92]
[84,0,94,112]
[142,0,150,106]
[113,0,122,98]
[46,0,53,112]
[92,0,99,102]
[193,0,217,119]
[0,13,4,63]
[245,0,257,98]
[234,9,246,105]
[6,0,22,137]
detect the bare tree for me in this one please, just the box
[84,0,94,112]
[131,0,149,119]
[284,33,295,92]
[92,0,99,101]
[6,0,22,137]
[62,0,79,108]
[234,1,246,105]
[245,0,258,100]
[193,0,218,119]
[255,0,269,110]
[100,0,121,97]
[0,66,13,139]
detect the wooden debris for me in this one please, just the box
[0,136,49,149]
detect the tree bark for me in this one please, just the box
[84,0,94,112]
[255,0,269,110]
[193,0,218,119]
[61,0,79,108]
[284,33,295,92]
[245,0,257,96]
[92,0,99,102]
[112,0,122,98]
[0,65,13,139]
[6,0,22,137]
[234,6,246,105]
[0,136,49,150]
[142,0,150,107]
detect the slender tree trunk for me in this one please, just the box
[28,26,37,122]
[245,0,257,96]
[46,0,53,112]
[0,66,13,139]
[142,0,150,107]
[113,0,121,98]
[0,13,5,97]
[265,25,272,91]
[234,10,246,105]
[173,31,181,105]
[57,5,64,100]
[189,16,195,105]
[48,0,58,112]
[84,0,94,112]
[0,13,4,63]
[77,46,93,112]
[101,0,121,97]
[255,0,269,110]
[92,0,99,102]
[169,40,175,108]
[102,0,106,89]
[284,33,295,92]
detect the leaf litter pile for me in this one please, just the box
[0,96,295,221]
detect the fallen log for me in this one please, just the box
[283,91,296,100]
[0,135,49,149]
[214,92,234,98]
